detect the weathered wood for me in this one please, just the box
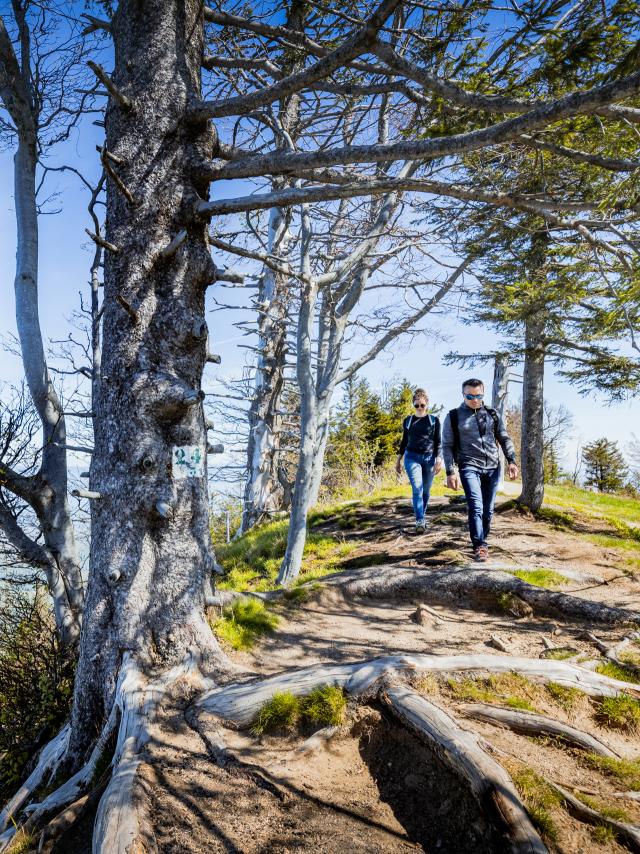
[548,781,640,852]
[459,703,619,757]
[0,725,69,833]
[337,564,640,625]
[196,653,640,727]
[380,682,547,853]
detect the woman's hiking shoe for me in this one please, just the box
[415,519,427,533]
[473,546,489,562]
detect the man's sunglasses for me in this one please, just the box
[464,393,484,400]
[413,402,427,409]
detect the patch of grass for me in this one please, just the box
[619,650,640,667]
[544,484,640,526]
[595,660,640,685]
[445,673,540,711]
[415,674,439,695]
[9,830,36,854]
[591,824,617,844]
[545,682,581,710]
[251,685,346,736]
[576,793,630,822]
[300,685,346,727]
[583,755,640,790]
[509,568,569,589]
[251,691,300,735]
[282,583,322,606]
[212,598,279,651]
[542,649,577,661]
[535,506,575,530]
[511,767,561,844]
[597,694,640,731]
[215,516,359,592]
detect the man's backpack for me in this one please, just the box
[449,406,500,464]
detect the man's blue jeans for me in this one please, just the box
[459,466,500,548]
[404,452,436,523]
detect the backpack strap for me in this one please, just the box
[449,408,459,463]
[485,407,500,441]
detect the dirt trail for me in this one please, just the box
[141,493,640,854]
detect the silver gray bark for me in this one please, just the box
[68,0,226,763]
[519,316,546,511]
[0,11,84,647]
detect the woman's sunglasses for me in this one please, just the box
[413,402,427,409]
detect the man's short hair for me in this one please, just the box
[462,377,484,391]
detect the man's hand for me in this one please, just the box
[434,457,443,475]
[508,463,519,480]
[395,457,403,476]
[446,474,459,491]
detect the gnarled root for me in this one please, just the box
[380,680,547,853]
[548,781,640,852]
[336,564,640,624]
[458,703,619,758]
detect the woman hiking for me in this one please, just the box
[395,388,443,532]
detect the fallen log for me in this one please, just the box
[459,703,619,758]
[380,682,547,854]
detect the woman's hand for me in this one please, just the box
[395,456,403,475]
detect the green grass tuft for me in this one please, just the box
[583,755,640,790]
[597,694,640,731]
[534,506,575,530]
[251,691,300,735]
[545,682,581,710]
[511,767,561,843]
[509,569,569,589]
[576,792,630,822]
[300,685,346,727]
[542,648,577,661]
[590,824,617,844]
[251,685,346,736]
[595,660,640,685]
[212,598,279,651]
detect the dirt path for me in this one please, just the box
[141,494,640,854]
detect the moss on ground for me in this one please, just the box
[252,685,346,735]
[509,568,569,589]
[575,792,630,823]
[212,598,279,651]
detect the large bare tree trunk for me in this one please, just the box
[491,353,510,492]
[519,315,545,511]
[3,30,85,646]
[240,209,289,533]
[68,0,227,763]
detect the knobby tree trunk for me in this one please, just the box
[11,120,84,649]
[519,315,545,511]
[68,0,227,762]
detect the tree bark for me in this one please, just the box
[68,0,227,763]
[492,353,510,492]
[519,315,545,511]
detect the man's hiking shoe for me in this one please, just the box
[415,519,427,534]
[473,546,489,562]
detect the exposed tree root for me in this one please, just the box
[548,781,640,852]
[458,703,619,758]
[379,681,546,853]
[196,653,640,727]
[0,724,70,835]
[332,564,640,624]
[580,631,640,678]
[4,651,639,853]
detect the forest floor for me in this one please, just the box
[85,486,640,854]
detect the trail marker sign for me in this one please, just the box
[172,445,205,479]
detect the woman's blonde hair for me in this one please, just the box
[412,387,429,403]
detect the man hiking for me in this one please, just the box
[442,378,518,562]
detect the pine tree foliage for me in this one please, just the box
[582,438,629,492]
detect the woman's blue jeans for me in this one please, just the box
[459,466,500,548]
[404,452,435,523]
